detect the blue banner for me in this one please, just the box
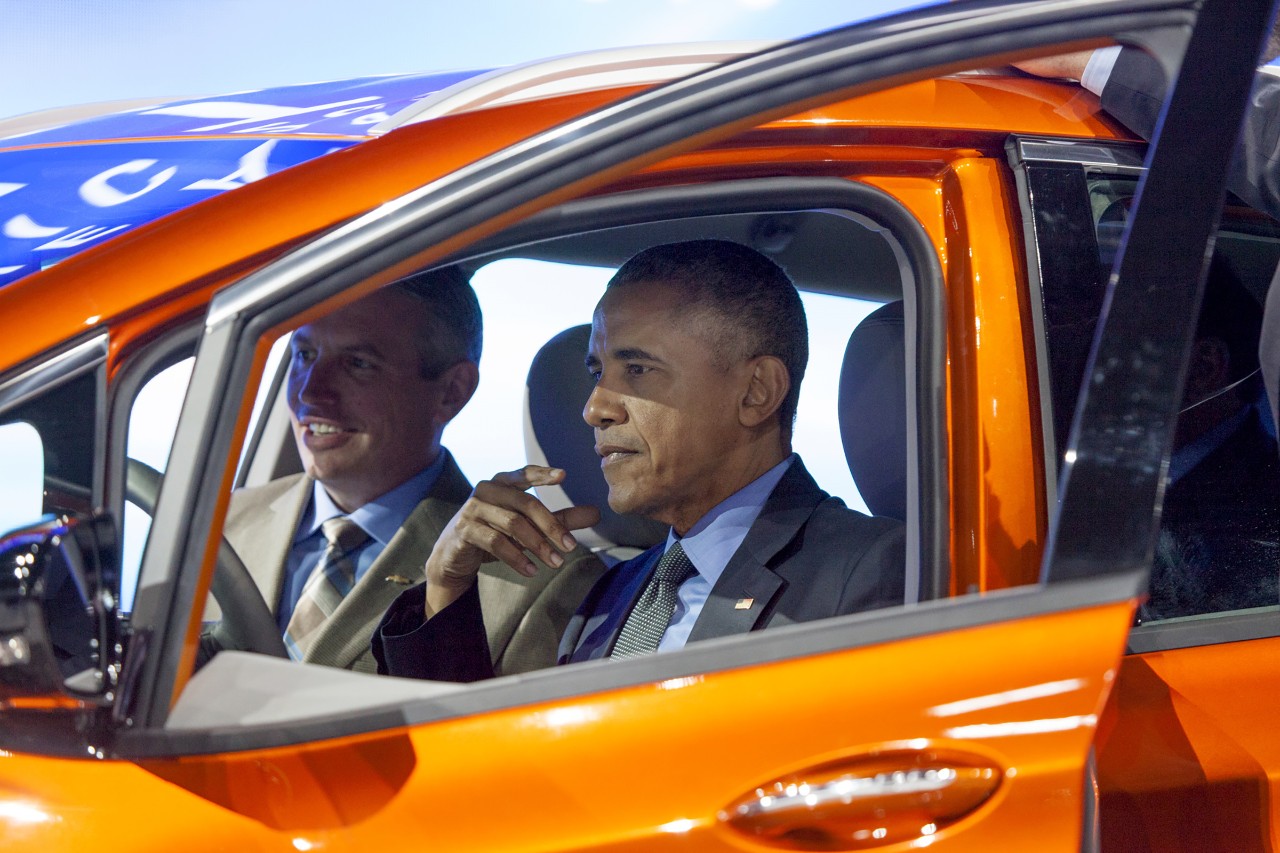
[0,69,491,287]
[0,138,358,286]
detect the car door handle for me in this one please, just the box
[719,749,1002,850]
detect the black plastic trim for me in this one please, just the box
[1127,606,1280,653]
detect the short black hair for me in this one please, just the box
[392,265,483,376]
[606,239,808,431]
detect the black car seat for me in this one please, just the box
[524,325,667,564]
[839,300,907,522]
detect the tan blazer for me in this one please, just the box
[223,453,606,675]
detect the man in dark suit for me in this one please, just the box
[374,240,905,681]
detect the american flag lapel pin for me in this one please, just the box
[735,597,754,610]
[384,574,414,585]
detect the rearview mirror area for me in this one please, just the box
[0,512,122,713]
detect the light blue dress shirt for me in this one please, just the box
[275,451,448,631]
[655,454,796,653]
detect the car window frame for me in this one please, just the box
[125,0,1248,731]
[454,176,946,602]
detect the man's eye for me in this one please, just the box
[625,363,649,377]
[292,348,315,364]
[349,356,375,370]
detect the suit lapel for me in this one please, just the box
[686,460,827,643]
[303,455,472,669]
[226,474,311,614]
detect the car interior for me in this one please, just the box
[128,188,940,728]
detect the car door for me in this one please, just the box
[3,1,1269,851]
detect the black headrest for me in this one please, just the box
[526,325,667,550]
[839,301,907,521]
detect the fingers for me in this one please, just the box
[490,464,567,491]
[434,466,596,581]
[558,504,602,532]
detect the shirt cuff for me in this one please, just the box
[1081,46,1122,96]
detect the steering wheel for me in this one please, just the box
[125,458,288,661]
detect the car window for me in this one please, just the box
[0,369,98,523]
[1030,163,1280,624]
[121,339,289,612]
[0,421,44,533]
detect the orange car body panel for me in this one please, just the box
[1,599,1133,852]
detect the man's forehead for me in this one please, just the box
[589,281,717,359]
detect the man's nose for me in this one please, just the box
[293,359,337,405]
[583,381,624,427]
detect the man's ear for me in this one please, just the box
[739,355,790,429]
[436,360,480,424]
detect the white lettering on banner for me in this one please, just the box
[183,140,276,192]
[351,112,390,126]
[231,122,309,135]
[35,225,129,251]
[0,266,23,275]
[4,214,66,239]
[142,97,380,133]
[80,160,177,207]
[324,103,385,118]
[0,182,26,198]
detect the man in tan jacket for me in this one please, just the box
[216,266,603,673]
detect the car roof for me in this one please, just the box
[0,47,1133,369]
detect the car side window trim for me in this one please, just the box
[0,333,107,418]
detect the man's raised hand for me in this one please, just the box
[424,466,601,617]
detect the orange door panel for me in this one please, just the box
[0,588,1134,851]
[1098,634,1280,851]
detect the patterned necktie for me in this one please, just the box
[611,541,697,660]
[283,517,369,661]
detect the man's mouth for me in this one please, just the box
[306,423,350,435]
[596,444,638,466]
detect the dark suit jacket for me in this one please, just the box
[374,457,905,682]
[1150,409,1280,617]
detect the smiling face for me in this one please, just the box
[584,280,788,534]
[287,288,467,512]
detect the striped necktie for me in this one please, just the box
[610,541,697,660]
[283,517,369,661]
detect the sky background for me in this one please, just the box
[1,0,925,120]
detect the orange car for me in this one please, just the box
[1,1,1276,850]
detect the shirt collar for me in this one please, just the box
[295,450,449,547]
[666,454,796,587]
